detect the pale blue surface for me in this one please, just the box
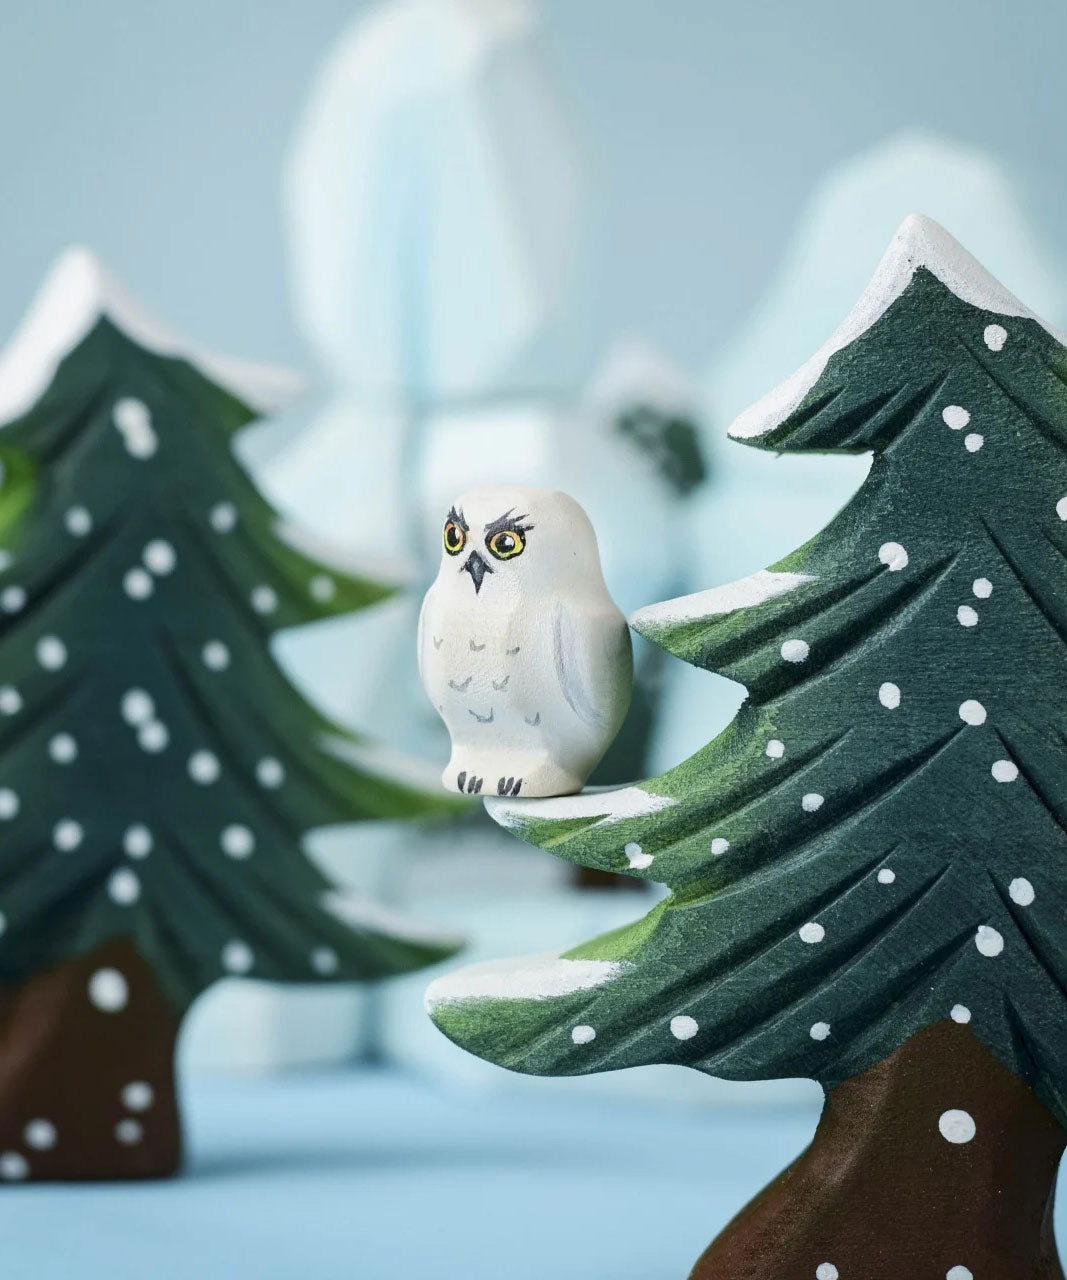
[4,1070,823,1279]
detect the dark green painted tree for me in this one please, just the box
[429,216,1067,1278]
[0,248,459,1181]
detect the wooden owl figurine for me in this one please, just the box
[418,485,632,798]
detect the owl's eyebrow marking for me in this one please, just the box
[483,509,533,537]
[447,505,469,532]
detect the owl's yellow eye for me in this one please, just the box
[443,521,466,556]
[486,528,525,560]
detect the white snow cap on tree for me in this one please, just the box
[730,213,1067,441]
[0,247,300,425]
[708,131,1067,433]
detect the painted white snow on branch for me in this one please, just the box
[485,785,676,830]
[323,890,462,950]
[630,570,816,630]
[424,949,629,1010]
[729,213,1067,440]
[0,247,301,425]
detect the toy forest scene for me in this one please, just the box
[1,2,1066,1279]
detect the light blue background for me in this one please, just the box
[0,1,1062,380]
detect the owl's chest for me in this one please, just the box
[426,603,553,725]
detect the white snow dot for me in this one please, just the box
[957,605,978,628]
[939,1108,976,1143]
[810,1021,831,1041]
[972,577,992,599]
[251,585,278,615]
[138,720,169,753]
[710,837,730,856]
[48,732,78,764]
[991,759,1018,783]
[959,700,986,726]
[123,824,153,858]
[877,868,896,885]
[114,400,158,459]
[222,939,253,973]
[878,682,901,709]
[0,685,21,715]
[571,1025,596,1045]
[311,946,339,976]
[984,323,1008,351]
[201,640,230,671]
[220,824,255,859]
[188,750,220,785]
[670,1015,699,1041]
[0,1151,28,1181]
[765,739,785,759]
[52,819,83,852]
[815,1265,838,1280]
[209,501,237,532]
[36,635,66,670]
[120,688,155,726]
[802,793,824,812]
[780,638,809,663]
[107,868,141,906]
[113,397,151,434]
[975,924,1004,957]
[1057,497,1067,522]
[878,541,908,571]
[1,585,26,613]
[142,539,176,576]
[115,1118,143,1146]
[1009,877,1035,906]
[88,967,128,1012]
[123,566,154,600]
[255,757,285,789]
[964,433,984,454]
[0,788,19,820]
[799,922,825,945]
[65,506,92,537]
[625,841,653,869]
[310,574,336,602]
[122,1081,154,1111]
[950,1004,971,1024]
[23,1119,56,1151]
[946,1268,973,1280]
[941,405,970,430]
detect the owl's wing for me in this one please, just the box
[551,600,633,732]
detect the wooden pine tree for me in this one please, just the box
[0,250,459,1181]
[429,216,1067,1279]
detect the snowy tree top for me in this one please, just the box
[0,247,301,426]
[729,213,1067,441]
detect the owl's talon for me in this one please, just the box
[457,771,467,793]
[497,776,522,796]
[466,775,483,795]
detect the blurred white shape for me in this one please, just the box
[653,131,1066,776]
[283,0,585,401]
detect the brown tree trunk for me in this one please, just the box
[692,1020,1065,1280]
[0,937,182,1181]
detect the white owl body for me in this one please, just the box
[418,486,632,797]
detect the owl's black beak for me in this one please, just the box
[461,549,492,594]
